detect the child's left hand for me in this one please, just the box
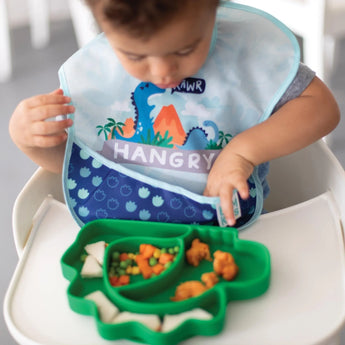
[203,150,254,226]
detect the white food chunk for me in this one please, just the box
[161,308,213,333]
[81,255,103,278]
[85,291,119,323]
[84,241,106,265]
[112,311,161,331]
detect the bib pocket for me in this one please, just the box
[63,142,263,229]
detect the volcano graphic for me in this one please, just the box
[153,104,186,146]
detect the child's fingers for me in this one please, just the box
[203,182,236,225]
[30,104,75,121]
[202,184,211,197]
[219,187,236,226]
[220,179,249,226]
[49,88,64,95]
[32,132,69,148]
[31,118,73,136]
[25,93,72,109]
[236,180,250,200]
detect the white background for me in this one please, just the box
[6,0,69,28]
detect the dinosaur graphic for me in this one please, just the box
[179,120,220,150]
[97,81,230,150]
[113,82,165,142]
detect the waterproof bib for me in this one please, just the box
[59,2,300,229]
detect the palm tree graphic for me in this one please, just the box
[96,118,125,140]
[218,131,233,147]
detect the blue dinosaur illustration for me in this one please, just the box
[107,82,220,150]
[179,120,219,150]
[114,82,165,142]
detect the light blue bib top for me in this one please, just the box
[59,2,300,229]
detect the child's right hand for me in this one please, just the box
[9,88,74,151]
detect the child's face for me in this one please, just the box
[99,4,217,89]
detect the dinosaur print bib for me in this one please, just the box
[59,2,300,228]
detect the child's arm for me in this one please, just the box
[9,88,74,173]
[204,76,340,226]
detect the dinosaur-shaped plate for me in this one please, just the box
[61,219,270,344]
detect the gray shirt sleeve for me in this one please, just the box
[272,62,316,113]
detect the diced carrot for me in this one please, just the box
[139,244,157,259]
[141,266,153,279]
[159,253,174,264]
[152,263,165,275]
[137,260,152,279]
[135,255,153,279]
[135,254,146,265]
[119,253,129,261]
[118,275,130,285]
[109,276,118,286]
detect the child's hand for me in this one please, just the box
[9,88,74,150]
[203,150,254,226]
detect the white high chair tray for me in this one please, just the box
[4,193,345,345]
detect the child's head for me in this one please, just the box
[86,0,219,88]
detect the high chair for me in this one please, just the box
[4,139,345,344]
[28,0,50,49]
[68,0,99,48]
[0,0,11,82]
[0,0,95,82]
[0,0,51,82]
[233,0,345,82]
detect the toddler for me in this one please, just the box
[9,0,340,228]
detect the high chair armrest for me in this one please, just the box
[266,140,345,227]
[12,168,64,257]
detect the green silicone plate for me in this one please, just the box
[61,219,270,344]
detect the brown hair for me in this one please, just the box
[86,0,219,38]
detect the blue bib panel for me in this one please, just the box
[59,2,300,229]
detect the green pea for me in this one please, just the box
[117,268,126,276]
[149,257,157,266]
[168,248,175,254]
[165,261,172,269]
[174,246,179,253]
[160,248,167,254]
[80,254,88,262]
[120,261,128,269]
[112,251,120,261]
